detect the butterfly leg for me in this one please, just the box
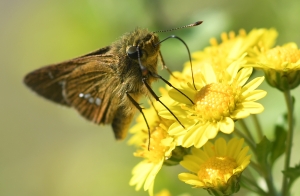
[151,73,194,104]
[158,51,175,77]
[126,91,151,149]
[142,78,185,129]
[149,98,162,121]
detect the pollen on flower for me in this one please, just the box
[193,83,238,121]
[197,156,238,183]
[255,44,300,90]
[178,138,250,195]
[266,46,300,66]
[133,127,168,164]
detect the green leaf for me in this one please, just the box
[256,136,272,167]
[282,163,300,190]
[270,125,287,167]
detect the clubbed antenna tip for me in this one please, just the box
[154,20,203,33]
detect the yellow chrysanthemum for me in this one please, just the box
[128,107,177,196]
[254,43,300,91]
[180,28,277,83]
[178,138,251,195]
[128,106,159,147]
[159,56,266,148]
[155,189,172,196]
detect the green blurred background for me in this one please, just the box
[1,0,300,195]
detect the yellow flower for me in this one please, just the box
[254,43,300,91]
[128,107,177,196]
[127,106,159,147]
[155,189,172,196]
[159,56,266,148]
[181,28,277,83]
[178,138,251,195]
[208,28,277,61]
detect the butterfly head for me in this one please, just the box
[122,29,160,76]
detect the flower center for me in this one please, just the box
[194,83,236,121]
[197,156,238,183]
[266,46,300,67]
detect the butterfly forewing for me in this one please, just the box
[24,63,77,106]
[24,47,111,105]
[24,46,135,139]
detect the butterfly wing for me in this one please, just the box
[64,59,120,123]
[64,56,134,139]
[24,47,111,106]
[24,47,134,139]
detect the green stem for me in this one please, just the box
[265,166,278,196]
[239,119,255,142]
[249,161,263,174]
[235,126,277,195]
[234,127,256,153]
[250,157,278,196]
[252,114,263,141]
[281,88,294,196]
[241,175,268,196]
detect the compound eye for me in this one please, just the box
[127,46,142,59]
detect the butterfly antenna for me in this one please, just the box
[136,46,185,129]
[155,35,197,90]
[154,21,203,33]
[154,21,203,90]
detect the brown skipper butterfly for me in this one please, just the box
[24,21,202,140]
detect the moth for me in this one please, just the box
[24,21,202,140]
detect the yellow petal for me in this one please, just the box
[192,148,210,161]
[203,141,215,157]
[231,139,245,159]
[168,122,186,135]
[180,155,203,173]
[178,173,204,186]
[227,59,241,80]
[182,125,203,147]
[219,117,234,134]
[231,109,250,119]
[202,63,217,84]
[236,146,250,166]
[215,137,227,156]
[227,138,240,158]
[158,105,187,119]
[204,122,219,139]
[168,88,195,105]
[241,102,264,114]
[242,90,267,101]
[144,160,163,191]
[242,76,265,94]
[130,161,153,190]
[236,67,253,86]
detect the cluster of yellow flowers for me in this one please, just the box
[128,28,300,196]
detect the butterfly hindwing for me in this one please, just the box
[64,59,121,125]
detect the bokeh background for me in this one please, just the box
[1,0,300,195]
